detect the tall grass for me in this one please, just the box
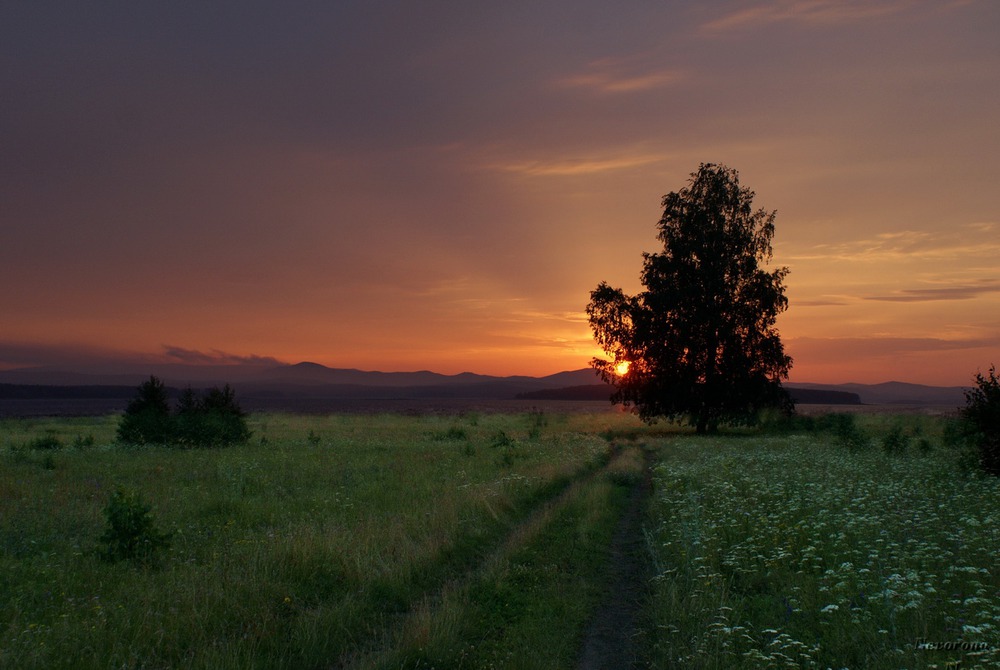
[0,411,636,669]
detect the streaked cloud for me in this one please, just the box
[789,335,996,357]
[558,58,685,94]
[0,342,283,371]
[493,152,665,177]
[160,346,284,366]
[702,0,914,33]
[866,280,1000,303]
[786,229,1000,263]
[794,298,851,307]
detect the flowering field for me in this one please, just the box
[647,421,1000,669]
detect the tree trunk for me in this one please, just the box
[696,415,708,434]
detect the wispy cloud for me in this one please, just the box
[788,335,995,357]
[865,280,1000,302]
[785,228,1000,263]
[0,341,283,370]
[494,152,664,177]
[160,346,283,366]
[558,58,684,94]
[702,0,914,33]
[794,298,851,307]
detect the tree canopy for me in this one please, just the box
[116,376,251,447]
[587,163,792,433]
[962,365,1000,475]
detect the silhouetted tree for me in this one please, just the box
[117,378,251,447]
[587,163,792,433]
[962,365,1000,475]
[174,386,202,446]
[116,376,173,444]
[196,384,251,446]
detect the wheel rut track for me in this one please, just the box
[336,442,629,668]
[576,444,655,670]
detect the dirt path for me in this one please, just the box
[339,445,631,668]
[576,446,655,669]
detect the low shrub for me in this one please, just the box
[117,377,251,448]
[117,376,173,444]
[962,365,1000,476]
[881,424,908,455]
[432,426,467,441]
[99,487,172,565]
[72,434,95,448]
[27,434,63,450]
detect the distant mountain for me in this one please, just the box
[0,361,602,391]
[0,360,969,413]
[790,381,967,407]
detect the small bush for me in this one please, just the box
[72,434,95,448]
[491,430,517,449]
[526,410,547,439]
[117,377,251,447]
[881,425,908,455]
[962,365,1000,476]
[99,487,172,565]
[432,426,467,441]
[28,434,63,450]
[818,413,869,450]
[117,376,173,444]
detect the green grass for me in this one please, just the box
[0,411,638,669]
[3,410,997,669]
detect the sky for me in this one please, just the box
[2,0,998,385]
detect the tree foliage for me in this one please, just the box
[962,365,1000,475]
[587,163,792,433]
[116,376,251,447]
[116,376,173,444]
[99,487,171,565]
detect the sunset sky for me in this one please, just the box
[2,1,997,385]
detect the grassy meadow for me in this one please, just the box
[0,411,639,669]
[2,409,998,668]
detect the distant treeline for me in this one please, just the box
[516,384,862,405]
[2,381,862,406]
[0,384,141,400]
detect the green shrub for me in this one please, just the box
[816,413,869,450]
[881,424,908,455]
[432,426,468,441]
[117,377,251,447]
[962,365,1000,476]
[526,410,547,439]
[99,487,172,565]
[491,430,517,449]
[72,434,95,448]
[117,376,173,444]
[27,434,63,450]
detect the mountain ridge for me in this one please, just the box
[0,361,969,407]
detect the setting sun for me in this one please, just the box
[615,361,631,376]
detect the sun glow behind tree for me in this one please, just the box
[588,163,792,433]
